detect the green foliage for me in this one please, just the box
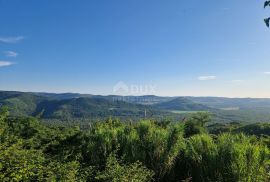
[233,123,270,136]
[0,110,270,181]
[43,161,80,181]
[180,133,270,182]
[183,134,218,181]
[208,122,241,135]
[96,153,154,182]
[0,106,9,136]
[216,134,270,181]
[184,112,210,138]
[0,141,44,181]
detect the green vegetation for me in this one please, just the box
[0,91,168,121]
[3,91,270,124]
[1,106,270,181]
[153,97,211,111]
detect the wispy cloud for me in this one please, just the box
[3,51,18,58]
[264,72,270,75]
[0,61,15,67]
[0,36,24,43]
[198,76,216,81]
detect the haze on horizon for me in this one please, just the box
[0,0,270,98]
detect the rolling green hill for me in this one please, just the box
[153,97,212,111]
[187,97,270,111]
[0,91,46,116]
[2,91,270,123]
[0,91,167,120]
[34,97,162,119]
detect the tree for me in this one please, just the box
[183,112,211,138]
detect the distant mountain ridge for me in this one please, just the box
[2,90,270,123]
[0,91,168,119]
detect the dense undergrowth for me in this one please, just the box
[1,107,270,182]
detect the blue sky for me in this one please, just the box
[0,0,270,97]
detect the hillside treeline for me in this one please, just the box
[0,107,270,182]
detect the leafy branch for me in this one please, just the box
[265,1,270,27]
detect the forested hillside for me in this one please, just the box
[153,97,212,111]
[0,91,169,121]
[2,91,270,123]
[1,107,270,181]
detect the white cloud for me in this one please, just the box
[0,36,24,43]
[198,76,216,81]
[264,72,270,75]
[0,61,15,67]
[3,51,18,58]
